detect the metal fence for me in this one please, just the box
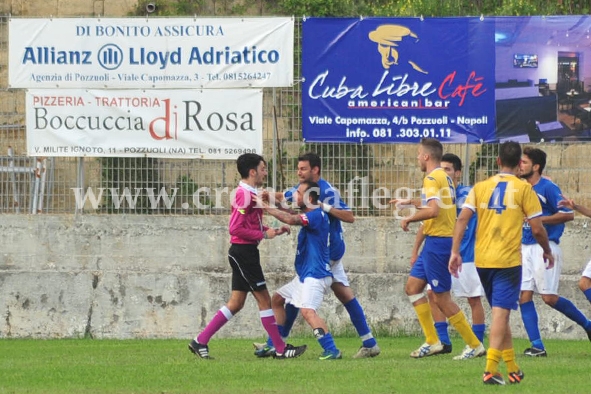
[1,15,591,216]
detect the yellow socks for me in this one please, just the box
[502,348,520,373]
[449,311,481,348]
[486,348,502,374]
[414,302,439,344]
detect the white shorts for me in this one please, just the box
[521,242,562,295]
[451,262,484,298]
[330,258,350,287]
[582,259,591,279]
[277,276,332,311]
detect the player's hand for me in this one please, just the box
[400,218,410,232]
[275,225,291,236]
[543,251,555,270]
[410,252,418,267]
[389,198,415,209]
[448,252,463,278]
[260,190,271,202]
[558,195,575,210]
[254,195,272,209]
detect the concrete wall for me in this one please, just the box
[2,214,591,341]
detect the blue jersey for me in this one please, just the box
[294,208,331,281]
[285,178,349,261]
[522,177,572,245]
[457,184,476,263]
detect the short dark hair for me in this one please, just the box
[298,152,322,173]
[300,180,320,204]
[420,138,443,162]
[498,141,522,168]
[441,153,462,172]
[523,147,547,174]
[236,153,265,179]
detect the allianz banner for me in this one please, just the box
[10,17,293,88]
[303,17,496,143]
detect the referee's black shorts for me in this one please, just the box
[228,243,267,292]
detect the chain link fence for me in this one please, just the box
[1,16,590,216]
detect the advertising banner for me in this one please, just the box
[26,89,262,159]
[10,17,293,88]
[302,17,496,143]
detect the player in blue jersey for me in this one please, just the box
[419,153,486,356]
[518,147,591,357]
[259,180,341,359]
[558,196,591,327]
[255,152,379,359]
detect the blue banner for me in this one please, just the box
[302,17,496,143]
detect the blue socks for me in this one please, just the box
[267,299,378,350]
[283,303,300,335]
[434,321,450,345]
[520,301,545,350]
[552,296,591,331]
[472,323,486,343]
[318,331,338,352]
[584,288,591,304]
[344,298,377,348]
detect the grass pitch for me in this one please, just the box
[1,336,589,393]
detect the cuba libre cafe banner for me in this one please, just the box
[302,16,591,143]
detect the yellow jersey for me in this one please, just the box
[464,173,542,269]
[421,167,456,237]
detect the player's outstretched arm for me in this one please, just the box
[559,195,591,218]
[319,202,354,223]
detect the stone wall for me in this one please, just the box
[1,214,591,341]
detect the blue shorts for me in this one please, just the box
[477,266,522,310]
[410,236,452,293]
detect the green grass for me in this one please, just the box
[1,336,590,393]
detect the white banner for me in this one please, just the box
[10,17,293,88]
[26,89,263,159]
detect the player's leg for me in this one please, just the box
[432,290,485,359]
[483,306,511,385]
[540,244,591,338]
[454,262,486,343]
[427,287,451,353]
[406,253,441,358]
[580,260,591,305]
[330,259,379,357]
[255,277,298,357]
[272,276,301,342]
[190,290,246,359]
[467,296,486,342]
[580,262,591,343]
[189,244,255,359]
[519,244,546,356]
[296,277,341,359]
[424,237,483,360]
[251,288,289,356]
[480,266,522,385]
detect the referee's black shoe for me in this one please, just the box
[188,339,213,359]
[274,344,307,359]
